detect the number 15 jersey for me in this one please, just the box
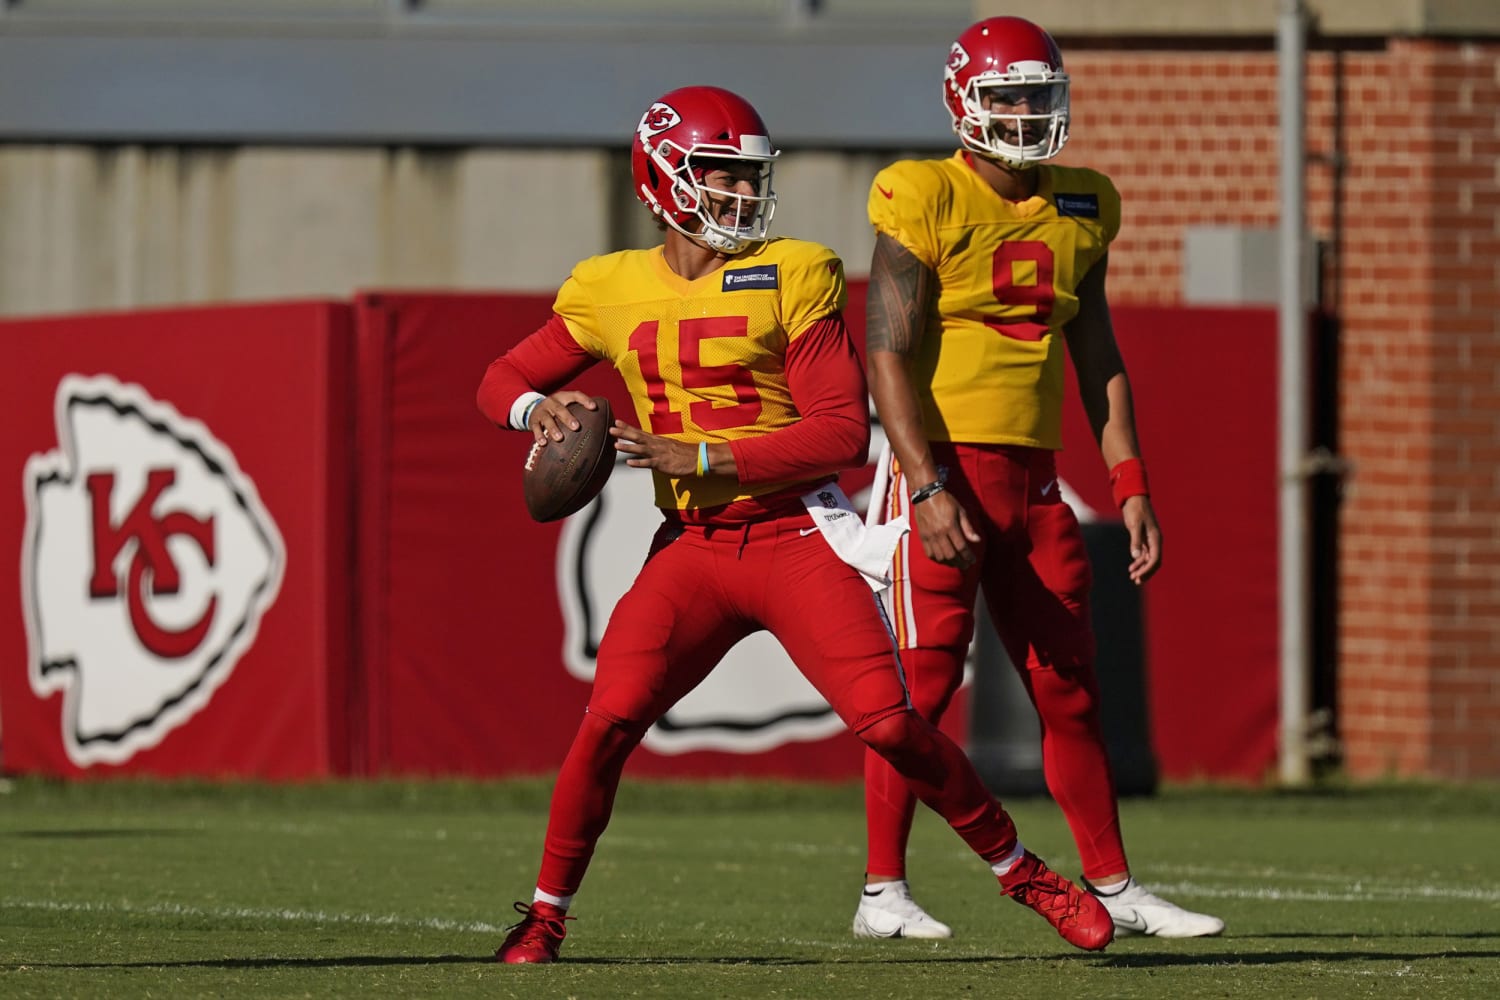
[553,236,848,511]
[869,151,1120,450]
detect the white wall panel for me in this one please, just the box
[224,148,386,302]
[451,150,611,292]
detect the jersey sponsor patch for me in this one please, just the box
[1055,193,1100,218]
[721,264,779,292]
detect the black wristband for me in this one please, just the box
[909,480,946,506]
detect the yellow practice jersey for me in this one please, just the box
[553,237,846,510]
[868,152,1120,448]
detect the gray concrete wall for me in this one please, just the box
[0,144,915,317]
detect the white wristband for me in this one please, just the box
[509,391,545,431]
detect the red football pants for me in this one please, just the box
[864,443,1128,882]
[534,511,1019,898]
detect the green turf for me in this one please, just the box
[2,776,1498,999]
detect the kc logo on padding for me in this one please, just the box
[87,468,217,659]
[22,375,285,767]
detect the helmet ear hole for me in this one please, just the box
[646,162,660,188]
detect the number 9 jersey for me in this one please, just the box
[868,151,1120,449]
[552,236,848,511]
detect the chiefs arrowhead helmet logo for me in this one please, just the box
[947,42,971,74]
[638,102,682,141]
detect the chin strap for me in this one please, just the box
[700,230,750,253]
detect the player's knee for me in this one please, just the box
[577,707,648,766]
[1029,667,1102,732]
[858,709,950,787]
[858,709,932,760]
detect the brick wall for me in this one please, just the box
[1054,38,1500,779]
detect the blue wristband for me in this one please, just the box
[696,441,710,477]
[521,397,541,429]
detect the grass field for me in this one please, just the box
[1,777,1498,999]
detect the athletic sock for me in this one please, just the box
[1088,878,1132,897]
[989,842,1027,878]
[862,880,907,897]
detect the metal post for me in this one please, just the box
[1277,0,1311,785]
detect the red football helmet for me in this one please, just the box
[632,86,778,253]
[944,17,1070,167]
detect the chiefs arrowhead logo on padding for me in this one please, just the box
[21,375,285,767]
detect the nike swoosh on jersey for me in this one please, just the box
[799,526,820,536]
[1039,479,1056,496]
[876,184,894,199]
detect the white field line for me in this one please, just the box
[4,871,1495,940]
[0,898,504,934]
[1146,861,1495,886]
[910,852,1500,905]
[1136,880,1500,904]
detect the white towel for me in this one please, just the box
[801,482,909,593]
[864,438,894,528]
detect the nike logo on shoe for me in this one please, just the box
[1110,907,1150,934]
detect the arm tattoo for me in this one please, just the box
[866,233,932,356]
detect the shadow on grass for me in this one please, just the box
[6,956,481,970]
[12,940,1500,972]
[6,955,855,970]
[7,954,1088,970]
[5,829,195,839]
[1100,948,1500,969]
[1231,931,1500,941]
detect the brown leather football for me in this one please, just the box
[522,397,616,522]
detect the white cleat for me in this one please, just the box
[852,880,953,940]
[1087,878,1225,938]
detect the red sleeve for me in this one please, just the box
[729,313,870,484]
[475,314,597,427]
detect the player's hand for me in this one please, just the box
[1121,494,1162,584]
[528,391,599,444]
[610,422,697,476]
[913,489,982,570]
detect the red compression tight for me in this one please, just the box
[538,705,1019,897]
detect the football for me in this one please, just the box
[522,397,616,522]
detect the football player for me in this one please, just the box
[478,84,1114,963]
[854,17,1225,940]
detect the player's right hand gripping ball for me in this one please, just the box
[522,397,616,522]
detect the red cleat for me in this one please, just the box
[495,900,573,964]
[999,852,1115,951]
